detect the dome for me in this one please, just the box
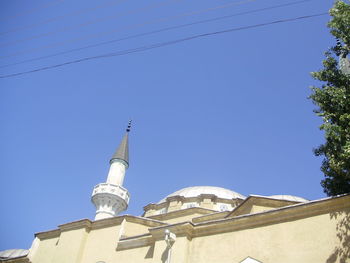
[158,186,245,204]
[268,195,308,202]
[0,249,28,259]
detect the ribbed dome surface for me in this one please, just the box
[0,249,28,259]
[158,186,245,204]
[269,195,308,202]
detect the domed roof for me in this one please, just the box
[158,186,245,204]
[0,249,28,259]
[269,195,308,202]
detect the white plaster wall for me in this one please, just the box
[214,203,234,211]
[107,161,126,185]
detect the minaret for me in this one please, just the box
[91,121,131,220]
[337,40,350,75]
[340,53,350,75]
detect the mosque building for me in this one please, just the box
[1,123,349,263]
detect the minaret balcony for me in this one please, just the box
[91,183,130,204]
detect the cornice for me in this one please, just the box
[35,229,61,240]
[146,207,215,221]
[35,215,168,238]
[166,196,186,203]
[116,221,195,250]
[117,234,153,251]
[198,194,217,201]
[124,215,168,227]
[227,195,300,217]
[149,221,194,240]
[59,219,92,232]
[192,211,230,223]
[193,194,350,237]
[143,203,157,211]
[0,256,31,263]
[91,217,124,230]
[91,215,167,230]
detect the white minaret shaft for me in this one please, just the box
[107,159,127,185]
[91,122,131,220]
[106,131,129,186]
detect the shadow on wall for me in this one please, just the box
[161,247,170,263]
[327,208,350,263]
[145,243,155,259]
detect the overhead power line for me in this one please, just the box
[0,0,253,59]
[0,0,317,69]
[0,12,327,79]
[0,0,183,47]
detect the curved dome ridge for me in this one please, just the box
[268,195,308,202]
[158,186,245,204]
[0,249,29,259]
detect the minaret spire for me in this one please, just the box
[91,121,132,220]
[110,120,131,166]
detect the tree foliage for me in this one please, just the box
[310,0,350,196]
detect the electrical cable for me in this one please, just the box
[0,0,184,47]
[0,0,249,53]
[0,0,318,69]
[0,12,327,79]
[2,0,313,60]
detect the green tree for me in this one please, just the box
[310,0,350,196]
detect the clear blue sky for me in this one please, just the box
[0,0,333,251]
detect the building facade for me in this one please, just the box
[1,126,349,263]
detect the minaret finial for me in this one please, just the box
[126,120,132,133]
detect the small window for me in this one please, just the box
[159,207,168,214]
[219,204,228,211]
[186,203,197,208]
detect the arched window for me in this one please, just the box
[159,207,168,214]
[186,203,197,208]
[240,257,262,263]
[220,204,228,211]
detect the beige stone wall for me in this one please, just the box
[52,228,88,263]
[112,245,154,262]
[28,236,59,263]
[30,228,89,263]
[114,237,191,263]
[122,221,150,237]
[250,204,277,214]
[188,209,349,263]
[80,225,121,263]
[17,196,350,263]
